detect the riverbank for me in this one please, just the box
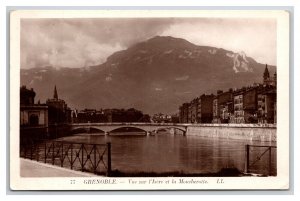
[186,124,276,142]
[20,159,264,177]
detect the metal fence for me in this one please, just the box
[20,140,111,176]
[244,144,277,176]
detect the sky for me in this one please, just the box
[21,18,276,69]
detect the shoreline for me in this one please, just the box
[21,158,269,177]
[186,125,276,142]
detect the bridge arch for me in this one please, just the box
[108,126,148,135]
[69,123,187,136]
[157,126,186,132]
[70,127,88,134]
[89,127,106,133]
[155,126,186,134]
[70,127,105,134]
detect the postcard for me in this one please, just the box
[10,10,289,190]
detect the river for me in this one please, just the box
[59,131,277,176]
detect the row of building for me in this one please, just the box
[20,85,71,128]
[21,85,153,126]
[151,113,179,123]
[71,108,150,123]
[179,65,277,124]
[20,85,152,142]
[20,85,72,142]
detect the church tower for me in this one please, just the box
[263,64,270,82]
[54,85,58,100]
[263,64,271,85]
[47,85,71,124]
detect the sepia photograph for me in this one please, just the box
[10,10,290,190]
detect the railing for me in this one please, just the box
[244,144,277,176]
[20,140,111,176]
[70,122,188,126]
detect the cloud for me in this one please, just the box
[21,18,174,69]
[21,18,276,69]
[161,18,276,65]
[175,75,189,81]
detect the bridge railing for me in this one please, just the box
[70,122,189,126]
[244,144,277,176]
[20,140,111,176]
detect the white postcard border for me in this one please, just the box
[10,9,290,190]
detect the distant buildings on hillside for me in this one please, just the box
[179,64,277,124]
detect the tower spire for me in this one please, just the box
[54,85,58,99]
[263,64,270,81]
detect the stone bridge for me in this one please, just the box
[69,123,188,135]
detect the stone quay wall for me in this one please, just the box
[185,124,276,142]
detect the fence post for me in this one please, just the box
[269,147,272,176]
[245,144,250,173]
[24,144,27,159]
[61,142,64,167]
[30,143,33,160]
[44,142,47,163]
[81,144,84,171]
[36,143,39,162]
[107,142,111,176]
[52,142,55,165]
[93,144,97,174]
[71,143,73,170]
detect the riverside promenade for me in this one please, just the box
[20,158,94,177]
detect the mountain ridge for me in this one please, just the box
[21,36,276,115]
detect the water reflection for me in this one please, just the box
[60,132,276,175]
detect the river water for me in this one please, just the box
[59,132,277,175]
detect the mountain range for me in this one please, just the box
[20,36,276,114]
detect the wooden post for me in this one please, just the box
[107,142,111,176]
